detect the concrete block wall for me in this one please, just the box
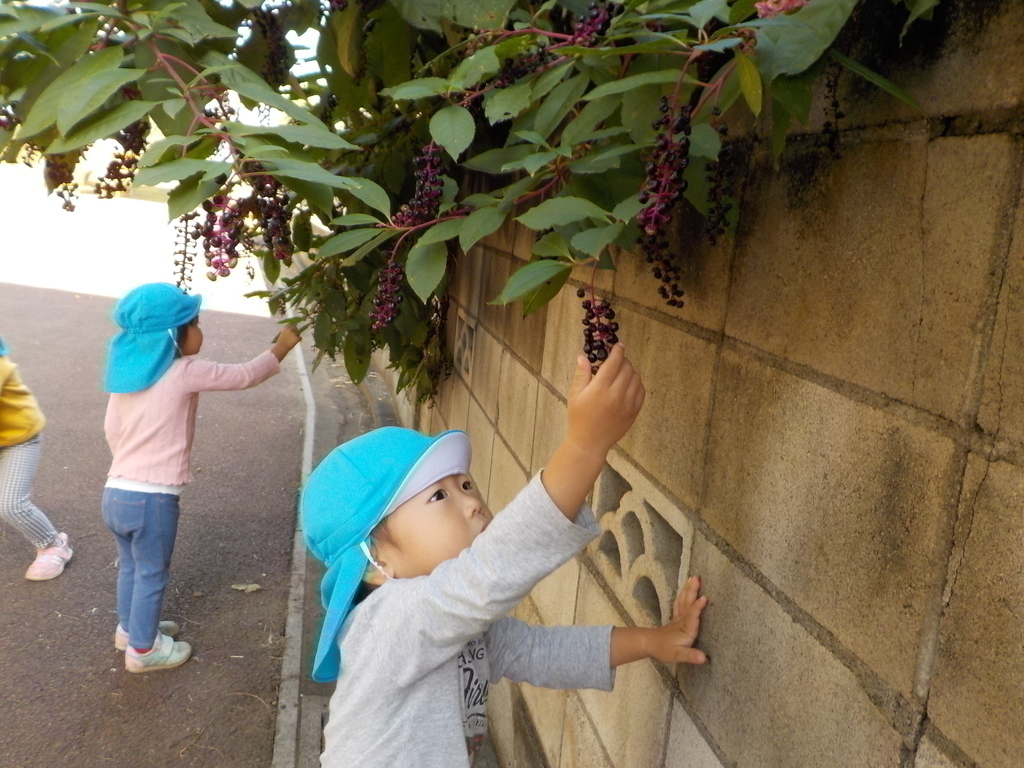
[398,3,1023,766]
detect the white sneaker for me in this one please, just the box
[114,621,181,651]
[25,532,72,581]
[125,632,192,673]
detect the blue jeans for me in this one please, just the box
[101,488,180,650]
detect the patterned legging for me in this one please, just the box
[0,434,58,549]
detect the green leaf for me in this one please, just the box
[611,195,644,222]
[561,95,621,147]
[756,0,857,80]
[571,223,623,257]
[346,178,391,217]
[344,332,370,384]
[729,0,758,24]
[135,158,231,187]
[430,105,475,160]
[899,0,940,41]
[491,260,571,305]
[771,97,795,162]
[459,206,507,251]
[484,83,532,125]
[446,0,517,28]
[463,144,535,174]
[689,123,721,159]
[583,70,683,101]
[506,150,558,176]
[406,240,448,301]
[450,45,501,89]
[18,47,123,138]
[331,214,383,226]
[517,196,610,229]
[534,73,589,139]
[56,68,144,136]
[167,173,221,220]
[532,231,571,258]
[694,37,743,53]
[345,229,397,265]
[286,178,336,220]
[0,5,60,37]
[829,49,922,112]
[512,130,548,146]
[164,0,238,40]
[235,122,358,150]
[769,62,823,124]
[313,310,334,351]
[263,158,356,189]
[380,77,451,101]
[212,56,320,125]
[570,144,641,174]
[318,228,383,259]
[529,62,572,101]
[391,0,442,32]
[735,52,763,116]
[262,252,281,284]
[46,100,155,154]
[415,218,464,246]
[139,135,201,168]
[684,0,730,28]
[521,262,570,316]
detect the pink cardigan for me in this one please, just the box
[105,351,281,486]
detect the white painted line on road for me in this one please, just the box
[272,336,316,768]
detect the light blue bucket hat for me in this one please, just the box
[105,283,202,394]
[300,426,471,683]
[0,334,8,356]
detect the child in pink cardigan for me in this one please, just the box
[102,283,300,672]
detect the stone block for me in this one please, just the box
[574,568,673,768]
[454,245,485,320]
[615,306,717,511]
[727,134,1019,422]
[497,352,539,469]
[540,287,582,398]
[664,698,724,768]
[479,247,513,337]
[520,683,568,768]
[680,532,904,767]
[559,694,614,768]
[488,435,529,514]
[589,451,695,631]
[530,383,567,476]
[488,678,517,767]
[502,264,549,372]
[929,457,1024,768]
[978,194,1024,447]
[471,328,504,422]
[611,207,733,334]
[913,734,960,768]
[466,396,495,501]
[703,350,954,697]
[449,374,471,433]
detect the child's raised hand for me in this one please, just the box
[566,344,645,458]
[648,576,708,665]
[270,325,302,361]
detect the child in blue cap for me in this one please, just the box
[102,283,300,672]
[302,344,708,767]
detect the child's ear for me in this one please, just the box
[363,563,389,586]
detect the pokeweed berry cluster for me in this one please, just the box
[173,212,199,289]
[252,8,289,87]
[704,143,734,246]
[96,119,149,198]
[570,1,623,46]
[198,195,243,280]
[492,49,554,88]
[371,144,445,330]
[249,167,293,260]
[637,97,691,307]
[577,288,619,374]
[44,153,78,212]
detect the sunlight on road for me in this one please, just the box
[0,163,269,317]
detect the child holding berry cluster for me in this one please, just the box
[102,283,301,672]
[301,343,708,767]
[0,333,73,581]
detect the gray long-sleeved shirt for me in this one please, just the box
[320,474,616,768]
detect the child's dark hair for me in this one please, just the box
[352,517,398,606]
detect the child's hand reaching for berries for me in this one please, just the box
[270,325,301,362]
[610,576,709,668]
[541,343,645,520]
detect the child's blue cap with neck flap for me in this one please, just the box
[105,283,201,394]
[300,426,471,683]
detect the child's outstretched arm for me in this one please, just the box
[542,343,645,521]
[610,576,708,667]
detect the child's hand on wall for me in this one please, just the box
[647,576,708,665]
[566,343,645,459]
[610,576,708,668]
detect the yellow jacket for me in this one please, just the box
[0,356,46,447]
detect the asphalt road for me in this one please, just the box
[0,283,305,768]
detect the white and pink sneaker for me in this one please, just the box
[25,532,72,581]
